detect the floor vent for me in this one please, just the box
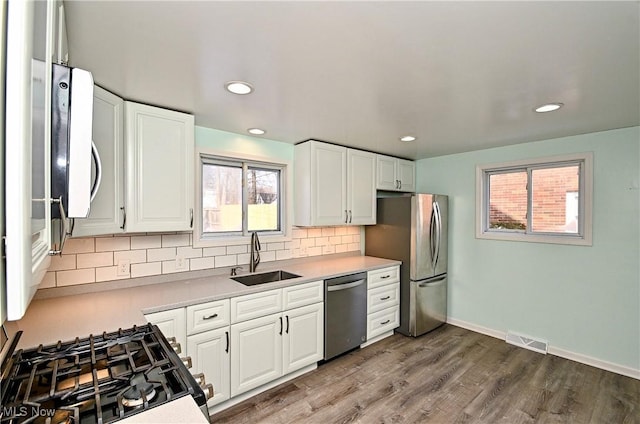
[506,331,548,354]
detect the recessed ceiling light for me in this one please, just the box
[225,81,253,95]
[247,128,266,135]
[400,135,416,142]
[534,103,563,113]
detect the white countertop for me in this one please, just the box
[118,395,209,424]
[11,255,400,349]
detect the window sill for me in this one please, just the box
[193,233,292,248]
[475,230,592,246]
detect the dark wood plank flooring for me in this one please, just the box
[211,325,640,423]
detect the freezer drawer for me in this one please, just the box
[409,274,447,336]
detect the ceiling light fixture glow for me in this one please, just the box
[400,135,416,142]
[534,103,563,113]
[247,128,266,135]
[225,81,253,95]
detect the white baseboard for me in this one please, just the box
[446,317,640,380]
[360,330,394,348]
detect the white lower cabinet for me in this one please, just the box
[144,308,186,349]
[187,326,230,407]
[230,313,283,397]
[282,303,324,375]
[230,302,324,397]
[366,266,400,341]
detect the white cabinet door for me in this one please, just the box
[124,102,194,232]
[187,327,231,407]
[283,303,323,375]
[376,154,415,192]
[347,149,376,225]
[72,86,124,237]
[376,155,397,191]
[397,159,416,192]
[230,313,282,397]
[144,308,186,350]
[311,142,347,226]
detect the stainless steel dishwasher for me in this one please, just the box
[324,272,367,360]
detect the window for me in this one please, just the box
[476,153,593,245]
[200,155,284,239]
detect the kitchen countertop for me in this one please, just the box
[11,255,400,349]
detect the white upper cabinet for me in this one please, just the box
[376,154,415,192]
[124,102,195,232]
[72,86,125,237]
[294,140,375,226]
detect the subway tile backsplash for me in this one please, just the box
[41,226,362,288]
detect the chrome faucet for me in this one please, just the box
[249,232,261,272]
[230,266,243,276]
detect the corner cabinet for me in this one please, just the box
[376,154,415,192]
[294,140,376,226]
[124,102,195,232]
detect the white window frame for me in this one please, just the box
[476,152,593,246]
[194,147,292,247]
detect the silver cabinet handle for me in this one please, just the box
[380,296,391,300]
[202,313,218,320]
[380,319,391,325]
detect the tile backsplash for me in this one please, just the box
[41,226,362,288]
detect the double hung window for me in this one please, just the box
[476,153,593,245]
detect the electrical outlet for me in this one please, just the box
[117,260,130,277]
[175,256,187,271]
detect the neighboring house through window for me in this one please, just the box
[476,152,593,245]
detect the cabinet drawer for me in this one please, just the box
[186,299,230,335]
[367,266,400,289]
[231,289,282,324]
[367,305,399,340]
[367,283,400,314]
[282,280,323,310]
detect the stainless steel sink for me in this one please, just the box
[231,270,301,286]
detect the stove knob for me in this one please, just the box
[181,356,193,369]
[192,372,205,385]
[202,383,214,400]
[166,337,182,355]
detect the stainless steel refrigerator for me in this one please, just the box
[365,194,448,337]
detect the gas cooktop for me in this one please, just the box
[0,324,210,424]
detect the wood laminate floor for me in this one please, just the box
[210,325,639,424]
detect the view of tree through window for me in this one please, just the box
[201,159,281,235]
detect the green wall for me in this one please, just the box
[416,127,640,371]
[196,126,293,161]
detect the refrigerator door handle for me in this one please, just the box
[417,274,447,287]
[429,205,437,270]
[433,201,442,271]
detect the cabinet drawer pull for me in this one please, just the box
[380,296,391,301]
[286,315,290,334]
[380,319,391,325]
[225,331,229,353]
[380,275,391,279]
[202,313,219,320]
[279,316,283,335]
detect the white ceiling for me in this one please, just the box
[64,1,639,160]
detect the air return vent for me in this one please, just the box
[506,331,548,354]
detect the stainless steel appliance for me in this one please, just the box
[365,194,448,337]
[0,324,213,423]
[324,272,367,360]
